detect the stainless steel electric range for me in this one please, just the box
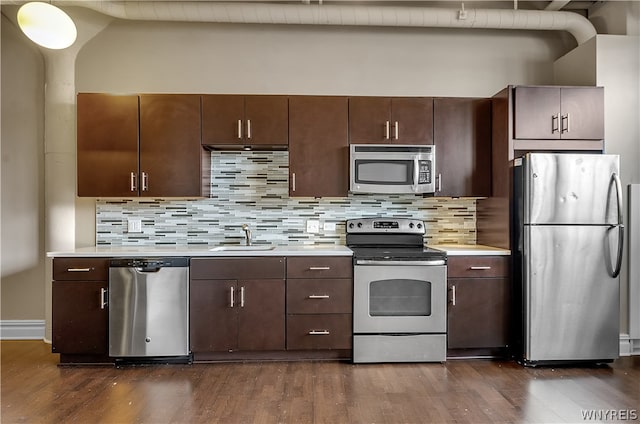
[347,217,447,363]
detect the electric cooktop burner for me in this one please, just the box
[346,217,446,261]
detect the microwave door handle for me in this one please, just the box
[412,157,420,192]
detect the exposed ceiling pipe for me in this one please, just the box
[62,1,597,45]
[545,1,572,11]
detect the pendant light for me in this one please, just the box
[17,2,77,50]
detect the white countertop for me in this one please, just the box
[47,244,509,258]
[46,245,353,258]
[429,244,511,256]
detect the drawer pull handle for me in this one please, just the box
[67,268,92,272]
[309,330,330,335]
[309,266,331,271]
[451,285,456,306]
[308,295,330,299]
[469,266,491,270]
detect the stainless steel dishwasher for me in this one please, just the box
[109,257,190,362]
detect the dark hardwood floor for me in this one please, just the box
[1,341,638,423]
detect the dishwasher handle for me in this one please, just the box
[135,266,162,273]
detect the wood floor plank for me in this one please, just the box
[1,341,638,423]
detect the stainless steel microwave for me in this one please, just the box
[349,144,436,194]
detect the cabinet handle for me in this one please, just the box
[469,266,491,270]
[451,285,456,306]
[309,266,330,271]
[67,267,92,272]
[246,119,251,139]
[308,330,330,335]
[393,121,399,140]
[100,288,108,309]
[384,121,390,140]
[561,113,570,133]
[552,113,560,134]
[308,295,330,299]
[141,172,149,192]
[230,287,235,308]
[437,173,442,192]
[130,172,137,192]
[292,172,296,192]
[240,286,245,308]
[237,119,243,139]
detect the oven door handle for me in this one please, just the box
[355,259,446,266]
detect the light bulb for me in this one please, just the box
[17,2,77,50]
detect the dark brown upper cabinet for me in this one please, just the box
[513,86,604,141]
[202,95,288,147]
[289,96,349,197]
[77,93,209,198]
[433,97,492,197]
[349,97,434,145]
[77,93,139,197]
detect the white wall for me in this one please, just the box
[0,14,46,320]
[75,20,573,97]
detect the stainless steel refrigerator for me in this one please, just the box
[513,153,624,366]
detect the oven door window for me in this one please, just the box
[370,279,431,316]
[354,160,413,185]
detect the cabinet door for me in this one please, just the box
[52,281,108,355]
[77,93,139,197]
[560,87,604,140]
[447,278,510,349]
[434,98,491,197]
[348,97,391,144]
[190,280,238,352]
[391,98,434,144]
[513,86,561,140]
[202,95,245,144]
[139,94,204,197]
[244,96,289,146]
[237,279,286,351]
[289,96,349,197]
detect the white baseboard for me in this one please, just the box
[619,333,640,356]
[0,320,45,340]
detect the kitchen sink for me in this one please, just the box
[209,245,276,251]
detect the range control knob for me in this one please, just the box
[348,222,354,229]
[357,222,363,228]
[409,223,415,229]
[417,223,423,229]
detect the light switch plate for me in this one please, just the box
[306,220,320,233]
[127,218,142,233]
[323,222,336,232]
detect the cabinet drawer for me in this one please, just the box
[190,257,285,280]
[287,279,352,314]
[286,314,352,350]
[53,258,109,281]
[447,256,509,278]
[286,256,352,279]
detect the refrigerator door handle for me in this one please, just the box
[611,173,625,278]
[609,173,624,278]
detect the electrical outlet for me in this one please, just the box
[323,222,336,232]
[127,218,142,233]
[306,220,320,234]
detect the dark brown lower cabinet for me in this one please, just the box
[189,257,286,357]
[285,256,353,358]
[52,258,111,363]
[447,278,510,349]
[190,279,285,352]
[447,256,510,356]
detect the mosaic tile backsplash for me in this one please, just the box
[96,151,476,246]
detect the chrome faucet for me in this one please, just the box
[242,224,252,246]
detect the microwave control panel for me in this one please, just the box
[418,160,432,184]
